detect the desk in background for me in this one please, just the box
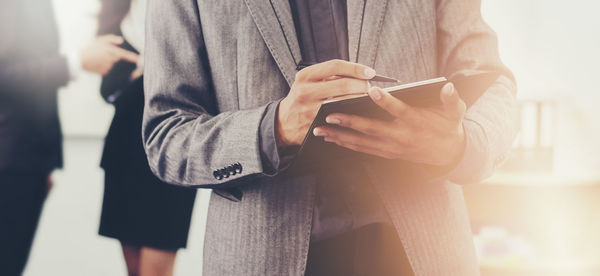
[463,173,600,276]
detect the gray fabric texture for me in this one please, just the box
[143,0,517,275]
[266,0,391,242]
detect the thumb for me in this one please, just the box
[101,34,125,45]
[440,82,465,120]
[440,82,458,106]
[113,47,140,64]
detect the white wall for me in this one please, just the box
[482,0,600,178]
[53,0,113,137]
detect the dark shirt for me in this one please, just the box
[288,0,349,62]
[259,0,390,242]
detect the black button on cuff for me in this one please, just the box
[234,163,243,173]
[226,165,236,176]
[213,171,223,180]
[221,168,230,178]
[213,163,243,181]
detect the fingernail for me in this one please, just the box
[326,117,341,125]
[363,68,376,79]
[369,87,382,101]
[313,128,327,137]
[444,83,454,95]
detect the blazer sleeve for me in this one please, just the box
[434,0,518,184]
[143,0,273,188]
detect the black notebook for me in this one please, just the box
[295,72,500,164]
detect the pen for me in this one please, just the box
[296,62,401,83]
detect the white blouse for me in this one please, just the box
[120,0,147,68]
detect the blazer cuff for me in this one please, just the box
[434,119,495,184]
[258,99,298,176]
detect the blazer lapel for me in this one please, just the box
[347,0,390,66]
[244,0,389,83]
[243,0,301,86]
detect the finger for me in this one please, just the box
[324,113,391,137]
[108,50,120,62]
[440,82,466,120]
[440,82,458,105]
[100,34,124,45]
[323,114,413,148]
[296,59,375,81]
[304,77,369,100]
[314,127,397,159]
[324,75,342,81]
[368,86,414,119]
[111,47,140,64]
[313,126,375,150]
[332,141,397,159]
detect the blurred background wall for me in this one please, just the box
[22,0,600,275]
[475,1,600,275]
[483,0,600,179]
[54,0,111,137]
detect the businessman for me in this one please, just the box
[144,0,517,275]
[0,1,137,274]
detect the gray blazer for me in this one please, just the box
[143,0,517,275]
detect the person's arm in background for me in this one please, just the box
[80,35,139,77]
[0,35,137,93]
[0,0,138,97]
[0,56,70,96]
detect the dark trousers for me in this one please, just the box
[0,170,48,276]
[305,223,414,276]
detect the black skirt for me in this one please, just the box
[99,167,196,251]
[98,77,196,251]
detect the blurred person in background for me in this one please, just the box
[0,0,138,275]
[88,0,197,275]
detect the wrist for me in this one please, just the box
[275,98,296,147]
[445,123,466,166]
[423,123,466,176]
[275,103,292,147]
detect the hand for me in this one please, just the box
[313,83,467,166]
[80,34,139,76]
[47,174,54,195]
[130,66,144,81]
[277,60,375,146]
